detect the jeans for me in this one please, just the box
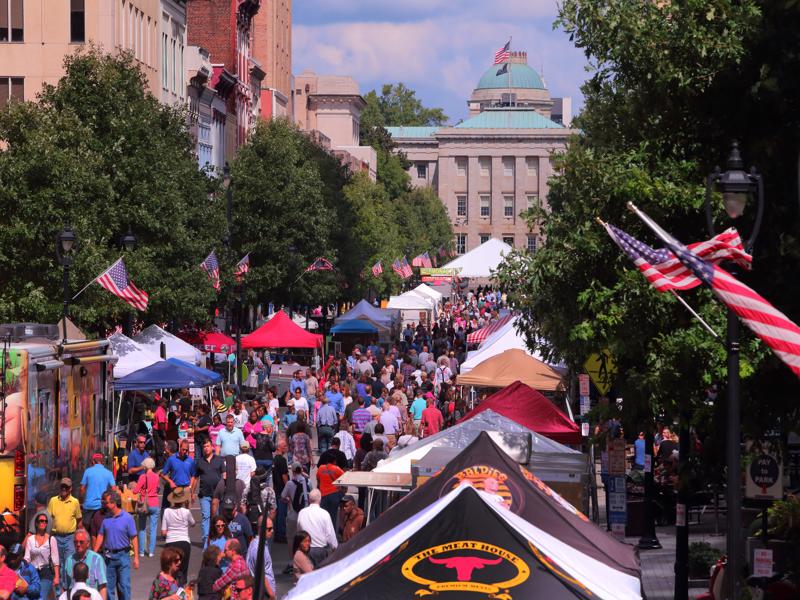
[54,533,74,575]
[39,575,53,600]
[321,491,343,529]
[105,550,131,600]
[138,505,160,556]
[275,499,287,542]
[317,426,335,454]
[199,496,212,546]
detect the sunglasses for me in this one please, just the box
[37,519,48,524]
[216,524,226,528]
[266,527,274,532]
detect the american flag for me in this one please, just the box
[437,245,447,258]
[392,259,405,278]
[305,257,334,272]
[422,251,433,268]
[412,253,426,268]
[603,223,752,292]
[627,204,800,379]
[402,256,413,278]
[494,40,511,65]
[200,250,221,291]
[95,258,149,311]
[235,253,250,278]
[371,261,383,277]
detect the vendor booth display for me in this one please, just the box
[241,310,322,349]
[457,348,564,392]
[461,381,581,445]
[387,293,436,327]
[134,324,203,365]
[330,319,379,335]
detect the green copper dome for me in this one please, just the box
[476,62,545,90]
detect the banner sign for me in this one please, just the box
[420,267,462,276]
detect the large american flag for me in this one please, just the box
[95,258,149,311]
[494,40,511,65]
[305,257,334,272]
[200,250,221,291]
[627,204,800,379]
[371,260,383,278]
[603,223,752,292]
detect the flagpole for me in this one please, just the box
[667,290,721,340]
[507,37,513,106]
[72,257,121,301]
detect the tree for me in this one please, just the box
[498,0,800,436]
[0,48,222,331]
[392,187,454,263]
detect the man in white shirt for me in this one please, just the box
[235,441,257,497]
[59,562,104,600]
[291,388,309,419]
[296,489,338,567]
[333,422,356,467]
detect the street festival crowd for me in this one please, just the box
[0,288,523,600]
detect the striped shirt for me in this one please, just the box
[63,550,107,591]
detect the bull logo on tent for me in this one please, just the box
[444,465,521,510]
[402,540,529,598]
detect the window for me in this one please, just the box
[526,157,538,177]
[456,234,467,255]
[161,33,168,88]
[70,0,85,42]
[527,194,540,210]
[527,234,538,254]
[171,39,177,92]
[416,163,427,179]
[480,234,490,245]
[0,76,23,108]
[479,194,490,217]
[503,158,514,177]
[455,157,467,177]
[456,195,467,217]
[503,195,514,217]
[479,157,491,176]
[503,235,515,247]
[198,115,213,169]
[0,0,23,42]
[180,43,184,97]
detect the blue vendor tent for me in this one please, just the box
[331,319,379,335]
[114,357,222,391]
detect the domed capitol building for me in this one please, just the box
[387,51,576,254]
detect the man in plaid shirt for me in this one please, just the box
[212,539,250,599]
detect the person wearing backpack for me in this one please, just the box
[279,463,309,574]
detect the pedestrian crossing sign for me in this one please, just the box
[584,350,617,395]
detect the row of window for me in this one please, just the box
[0,75,23,108]
[453,156,539,178]
[0,0,84,43]
[456,193,539,218]
[455,233,538,254]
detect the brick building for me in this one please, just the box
[252,0,291,119]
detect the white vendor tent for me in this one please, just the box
[134,325,203,365]
[460,316,542,374]
[387,293,435,327]
[107,332,162,378]
[440,237,512,278]
[411,283,443,303]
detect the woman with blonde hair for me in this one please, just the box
[132,457,161,558]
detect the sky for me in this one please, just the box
[292,0,591,125]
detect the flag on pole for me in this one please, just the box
[626,203,800,379]
[602,223,752,292]
[401,256,413,278]
[494,40,511,65]
[496,63,509,76]
[305,257,334,272]
[200,251,221,291]
[95,258,149,311]
[371,261,383,277]
[422,251,433,268]
[437,245,447,258]
[235,253,250,278]
[412,253,426,268]
[391,259,404,278]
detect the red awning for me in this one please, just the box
[466,313,512,345]
[200,332,236,352]
[241,311,323,349]
[460,380,580,445]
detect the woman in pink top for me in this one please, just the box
[132,457,161,557]
[243,411,263,447]
[208,414,224,448]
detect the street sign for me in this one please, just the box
[753,549,774,577]
[578,374,590,396]
[581,422,590,437]
[579,395,591,416]
[608,438,626,476]
[584,350,617,395]
[746,451,783,500]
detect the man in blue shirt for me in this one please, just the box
[246,517,276,600]
[7,543,40,600]
[63,529,107,595]
[80,454,118,525]
[325,382,345,417]
[288,370,306,396]
[126,435,149,483]
[161,439,196,508]
[93,491,139,600]
[216,414,246,457]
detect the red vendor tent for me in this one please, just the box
[241,311,323,349]
[460,380,581,445]
[200,331,236,352]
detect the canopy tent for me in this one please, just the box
[107,332,162,378]
[114,357,222,391]
[410,283,443,303]
[134,324,203,365]
[241,310,322,349]
[264,309,318,330]
[461,316,547,374]
[387,293,435,327]
[325,432,640,584]
[335,299,396,330]
[466,313,513,345]
[330,319,378,335]
[440,237,512,279]
[461,380,581,445]
[292,483,641,600]
[198,331,235,352]
[458,348,564,391]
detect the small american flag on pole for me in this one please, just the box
[305,257,334,272]
[235,253,250,280]
[95,258,149,311]
[200,250,221,291]
[494,39,511,65]
[392,259,408,279]
[401,256,413,278]
[371,261,383,277]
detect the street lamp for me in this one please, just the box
[56,225,77,345]
[704,141,764,600]
[119,226,138,336]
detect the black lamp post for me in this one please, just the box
[119,226,138,336]
[56,226,77,344]
[704,141,764,600]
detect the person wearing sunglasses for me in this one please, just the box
[232,575,254,600]
[23,513,59,600]
[146,547,183,600]
[245,517,276,600]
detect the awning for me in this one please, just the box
[330,320,378,335]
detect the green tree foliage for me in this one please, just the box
[393,187,453,260]
[0,48,222,331]
[498,0,800,435]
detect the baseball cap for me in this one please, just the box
[92,452,104,460]
[340,494,356,505]
[287,398,295,407]
[221,496,236,511]
[240,441,250,450]
[60,477,72,487]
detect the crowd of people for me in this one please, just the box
[0,289,509,600]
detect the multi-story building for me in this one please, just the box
[186,0,262,170]
[252,0,291,119]
[0,0,187,108]
[293,69,377,180]
[386,51,577,254]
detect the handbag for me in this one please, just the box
[37,536,56,581]
[135,475,149,515]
